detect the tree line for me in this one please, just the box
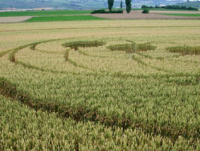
[108,0,131,13]
[141,5,198,11]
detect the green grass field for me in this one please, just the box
[163,13,200,17]
[0,10,92,17]
[1,9,198,18]
[25,15,107,22]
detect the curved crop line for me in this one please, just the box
[137,52,181,61]
[4,37,200,80]
[30,42,95,72]
[78,49,118,59]
[8,40,61,63]
[11,50,156,79]
[0,77,199,146]
[29,43,37,51]
[132,55,171,73]
[0,44,32,58]
[131,55,200,79]
[35,48,64,54]
[68,58,94,71]
[61,40,110,72]
[68,57,109,74]
[16,60,100,77]
[20,57,182,80]
[0,49,13,58]
[78,49,93,57]
[137,52,199,65]
[8,45,200,80]
[2,41,104,76]
[5,39,64,62]
[7,38,97,72]
[15,59,200,80]
[30,41,64,54]
[125,40,197,77]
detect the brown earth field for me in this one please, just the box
[92,10,200,20]
[0,16,32,23]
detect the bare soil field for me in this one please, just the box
[151,10,200,14]
[0,16,32,23]
[92,10,200,20]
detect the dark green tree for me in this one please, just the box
[120,0,123,9]
[108,0,115,12]
[125,0,131,13]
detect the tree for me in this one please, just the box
[125,0,131,13]
[108,0,115,12]
[120,0,123,9]
[142,9,149,14]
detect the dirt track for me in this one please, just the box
[92,10,200,20]
[0,16,32,23]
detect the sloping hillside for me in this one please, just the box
[0,0,185,10]
[0,0,107,10]
[178,1,200,8]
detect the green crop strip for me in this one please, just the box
[25,15,107,22]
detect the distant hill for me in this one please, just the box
[178,1,200,8]
[0,0,107,10]
[0,0,187,10]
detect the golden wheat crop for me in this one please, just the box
[0,20,200,150]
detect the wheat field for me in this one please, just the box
[0,20,200,150]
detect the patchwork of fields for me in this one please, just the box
[0,20,200,150]
[1,10,200,23]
